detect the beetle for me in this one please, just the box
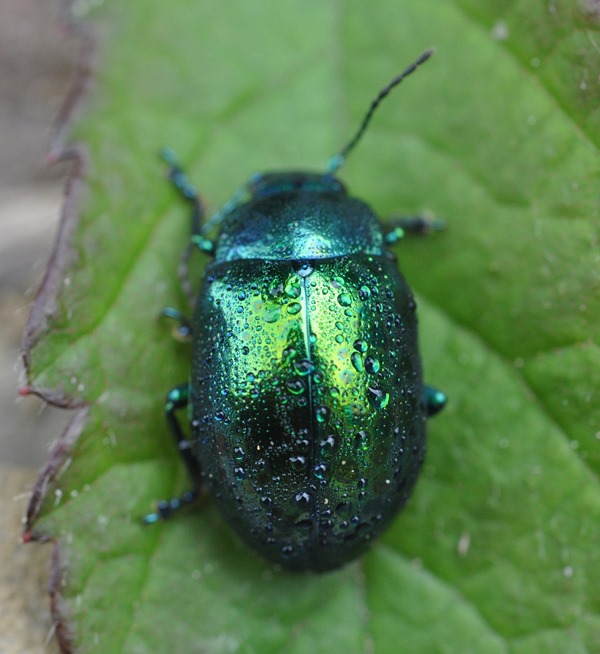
[144,49,447,572]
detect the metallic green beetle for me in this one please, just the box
[145,50,446,572]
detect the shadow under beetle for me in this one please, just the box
[144,49,447,572]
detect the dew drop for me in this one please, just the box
[297,264,314,278]
[354,430,370,451]
[268,279,283,296]
[289,455,307,471]
[320,435,336,456]
[285,278,301,299]
[351,351,364,372]
[368,386,390,410]
[353,339,368,353]
[337,293,352,307]
[293,359,315,376]
[286,378,305,395]
[287,302,301,315]
[295,491,312,506]
[313,463,327,480]
[295,438,310,453]
[364,357,380,374]
[262,303,281,323]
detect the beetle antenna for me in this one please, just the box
[327,48,434,174]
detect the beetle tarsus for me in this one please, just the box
[142,489,199,525]
[386,215,446,238]
[424,385,447,417]
[164,383,202,480]
[161,306,192,340]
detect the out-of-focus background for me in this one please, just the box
[1,1,80,651]
[0,0,76,466]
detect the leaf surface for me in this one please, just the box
[24,1,600,652]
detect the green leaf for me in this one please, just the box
[24,1,600,652]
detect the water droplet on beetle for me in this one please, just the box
[313,463,327,479]
[295,435,310,452]
[368,386,390,410]
[295,491,311,506]
[337,293,352,307]
[262,303,281,323]
[358,285,371,300]
[351,351,364,372]
[268,279,283,296]
[287,302,301,315]
[293,359,315,376]
[320,435,336,456]
[286,378,305,395]
[297,264,313,278]
[285,278,301,298]
[289,456,307,471]
[315,406,330,423]
[353,339,368,353]
[364,357,380,374]
[354,430,370,451]
[281,544,294,556]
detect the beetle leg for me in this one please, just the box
[384,216,446,244]
[161,148,206,235]
[160,148,215,304]
[423,384,447,417]
[161,306,192,341]
[142,489,198,525]
[142,383,201,524]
